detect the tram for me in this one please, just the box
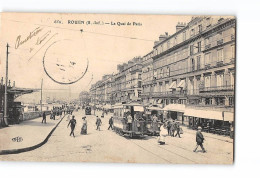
[145,106,163,136]
[112,103,146,138]
[85,106,91,115]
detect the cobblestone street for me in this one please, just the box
[0,109,233,164]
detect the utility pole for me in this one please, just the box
[4,43,9,127]
[40,78,43,113]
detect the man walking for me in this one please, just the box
[42,112,46,124]
[193,126,206,153]
[108,116,113,130]
[96,116,102,131]
[175,122,181,138]
[67,115,77,137]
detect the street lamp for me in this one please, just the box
[4,43,9,127]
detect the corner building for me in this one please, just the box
[141,16,235,112]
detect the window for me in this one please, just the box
[216,97,225,106]
[191,58,195,71]
[198,24,202,33]
[216,73,224,87]
[174,37,177,45]
[204,75,211,88]
[160,68,163,78]
[160,45,163,53]
[138,81,141,88]
[205,37,209,45]
[167,67,170,77]
[205,98,212,105]
[190,45,194,56]
[230,72,235,87]
[183,31,186,41]
[197,41,201,52]
[229,97,234,106]
[197,56,201,70]
[205,53,211,65]
[190,29,195,36]
[217,48,224,62]
[231,45,235,59]
[167,41,171,49]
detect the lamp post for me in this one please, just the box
[4,43,9,126]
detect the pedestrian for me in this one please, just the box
[81,116,87,135]
[193,126,206,153]
[42,112,46,124]
[158,123,168,145]
[67,115,77,137]
[50,110,53,120]
[108,116,113,130]
[175,122,181,138]
[96,116,102,131]
[127,114,133,131]
[167,118,173,136]
[171,120,177,137]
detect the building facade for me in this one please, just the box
[88,16,235,114]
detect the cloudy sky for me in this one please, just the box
[0,12,191,102]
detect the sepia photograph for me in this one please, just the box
[0,12,235,164]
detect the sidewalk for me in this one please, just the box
[0,115,64,153]
[182,126,233,143]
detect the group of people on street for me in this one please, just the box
[158,119,206,153]
[66,113,115,137]
[166,119,182,138]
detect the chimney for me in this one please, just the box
[128,60,134,66]
[154,41,159,46]
[176,22,186,32]
[1,77,3,86]
[8,80,11,87]
[13,81,15,87]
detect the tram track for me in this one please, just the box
[127,137,198,164]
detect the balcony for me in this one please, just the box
[216,60,224,67]
[148,91,187,98]
[199,85,234,93]
[205,44,211,50]
[217,39,224,45]
[231,34,235,41]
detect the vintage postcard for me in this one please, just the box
[0,13,235,164]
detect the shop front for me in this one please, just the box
[184,108,234,137]
[163,103,185,124]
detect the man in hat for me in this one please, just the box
[96,116,102,131]
[108,116,114,130]
[67,115,77,137]
[193,126,206,153]
[42,112,46,124]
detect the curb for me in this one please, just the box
[0,115,65,155]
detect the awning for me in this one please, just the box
[146,106,163,111]
[112,105,123,109]
[103,104,113,109]
[134,106,144,112]
[184,108,223,120]
[163,104,185,112]
[169,81,177,89]
[177,80,185,88]
[224,112,234,122]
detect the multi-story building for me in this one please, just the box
[89,74,113,104]
[139,16,235,113]
[88,16,235,125]
[111,57,142,104]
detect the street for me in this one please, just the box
[0,109,233,164]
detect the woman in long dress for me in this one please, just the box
[158,123,168,145]
[81,116,87,135]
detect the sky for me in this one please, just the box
[0,12,191,103]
